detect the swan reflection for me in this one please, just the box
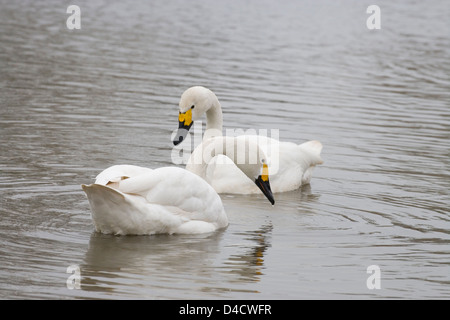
[79,221,273,297]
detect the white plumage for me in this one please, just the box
[174,86,324,194]
[82,138,274,235]
[82,166,228,235]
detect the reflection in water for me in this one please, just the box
[80,224,273,298]
[81,232,225,296]
[226,224,273,284]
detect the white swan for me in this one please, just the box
[82,137,274,235]
[173,86,323,194]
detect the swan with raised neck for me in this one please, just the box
[173,86,324,194]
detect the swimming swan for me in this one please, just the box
[172,86,323,194]
[82,137,274,235]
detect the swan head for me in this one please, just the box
[211,136,275,205]
[173,86,220,145]
[240,157,274,205]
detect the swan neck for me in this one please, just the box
[205,100,223,139]
[190,137,260,183]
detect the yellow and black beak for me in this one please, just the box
[173,109,193,146]
[254,164,275,205]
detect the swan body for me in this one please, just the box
[82,138,274,235]
[174,86,323,194]
[82,166,228,235]
[190,136,323,194]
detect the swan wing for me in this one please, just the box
[117,167,224,217]
[94,164,153,186]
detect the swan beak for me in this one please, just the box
[255,175,275,205]
[173,109,193,146]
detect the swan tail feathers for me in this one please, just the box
[81,184,138,235]
[298,140,323,185]
[299,140,324,165]
[82,183,126,203]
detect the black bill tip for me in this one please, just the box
[255,176,275,205]
[172,126,192,146]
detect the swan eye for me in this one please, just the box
[191,105,195,109]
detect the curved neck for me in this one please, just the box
[187,137,227,181]
[186,137,259,183]
[204,99,223,140]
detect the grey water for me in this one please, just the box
[0,0,449,299]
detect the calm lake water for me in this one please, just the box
[1,0,449,299]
